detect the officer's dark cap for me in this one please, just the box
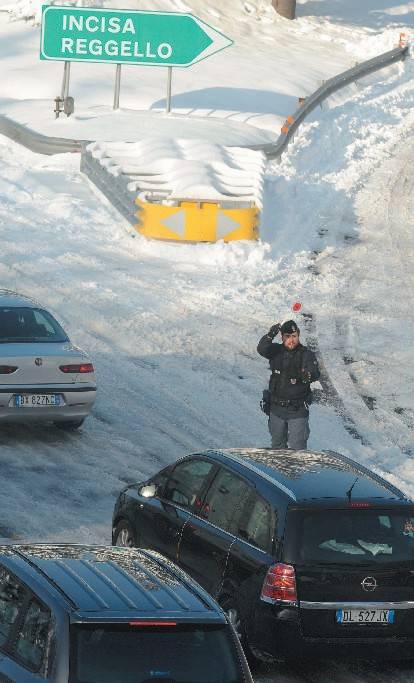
[281,320,299,335]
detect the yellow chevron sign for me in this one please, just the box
[135,200,259,242]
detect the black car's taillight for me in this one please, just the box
[0,365,18,374]
[261,563,298,605]
[59,363,94,373]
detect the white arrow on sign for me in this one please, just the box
[216,212,241,240]
[188,16,233,66]
[161,210,186,238]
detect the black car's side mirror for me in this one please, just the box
[139,483,157,499]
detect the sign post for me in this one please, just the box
[60,61,70,100]
[166,67,172,114]
[41,7,232,114]
[113,64,122,110]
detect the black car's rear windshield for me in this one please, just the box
[285,508,414,565]
[0,307,68,343]
[69,623,245,683]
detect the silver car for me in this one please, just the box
[0,290,96,429]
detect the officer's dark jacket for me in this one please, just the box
[257,335,320,402]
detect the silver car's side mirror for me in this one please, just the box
[139,483,157,498]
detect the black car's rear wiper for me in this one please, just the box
[0,338,39,343]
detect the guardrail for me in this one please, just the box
[0,42,409,162]
[80,144,139,225]
[255,43,409,159]
[81,142,262,241]
[0,114,83,155]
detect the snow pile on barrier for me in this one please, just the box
[87,139,266,207]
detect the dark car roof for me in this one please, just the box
[0,544,223,622]
[202,449,407,504]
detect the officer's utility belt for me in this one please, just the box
[273,398,306,409]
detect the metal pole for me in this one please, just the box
[113,64,122,110]
[166,67,172,114]
[60,61,68,99]
[61,61,71,99]
[64,62,71,99]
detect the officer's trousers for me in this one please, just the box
[268,411,310,449]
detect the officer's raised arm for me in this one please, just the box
[257,323,281,359]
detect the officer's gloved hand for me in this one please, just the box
[301,370,312,383]
[267,323,280,339]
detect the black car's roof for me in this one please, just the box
[0,544,222,621]
[202,449,407,503]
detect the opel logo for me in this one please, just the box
[35,358,43,367]
[361,576,377,592]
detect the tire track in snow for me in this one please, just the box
[328,131,414,456]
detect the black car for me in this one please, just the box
[0,543,252,682]
[113,448,414,662]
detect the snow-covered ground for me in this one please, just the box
[263,51,414,459]
[0,0,406,139]
[0,1,413,680]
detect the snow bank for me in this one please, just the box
[87,139,265,206]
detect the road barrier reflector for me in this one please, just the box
[135,200,258,242]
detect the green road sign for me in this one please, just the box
[40,6,233,67]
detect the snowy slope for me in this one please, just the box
[0,33,412,535]
[0,133,362,542]
[1,0,404,139]
[0,0,412,565]
[262,47,414,458]
[0,3,413,680]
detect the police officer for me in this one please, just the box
[257,320,320,449]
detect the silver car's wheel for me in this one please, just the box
[114,520,136,548]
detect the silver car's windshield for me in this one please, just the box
[0,307,68,343]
